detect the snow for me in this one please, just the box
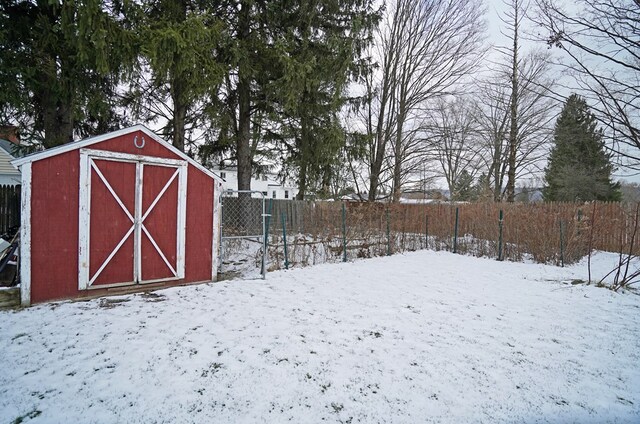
[1,250,639,423]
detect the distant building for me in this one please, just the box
[0,126,23,186]
[213,166,298,200]
[340,192,368,202]
[400,189,449,203]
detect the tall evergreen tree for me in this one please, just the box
[0,1,133,148]
[543,94,621,202]
[200,0,379,198]
[273,0,378,200]
[123,0,226,152]
[198,0,301,194]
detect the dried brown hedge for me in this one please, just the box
[254,200,640,267]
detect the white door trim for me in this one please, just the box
[133,161,143,284]
[19,163,32,306]
[211,180,222,281]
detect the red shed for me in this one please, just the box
[12,125,223,306]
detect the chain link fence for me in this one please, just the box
[217,197,640,279]
[219,191,267,280]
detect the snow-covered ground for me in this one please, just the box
[1,250,639,423]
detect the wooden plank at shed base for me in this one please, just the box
[66,278,216,304]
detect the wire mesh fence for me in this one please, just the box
[219,191,267,279]
[225,199,640,274]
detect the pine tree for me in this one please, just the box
[543,94,621,202]
[199,0,378,198]
[0,1,132,148]
[452,170,477,201]
[122,0,226,152]
[272,0,378,200]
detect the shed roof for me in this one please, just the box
[11,125,222,182]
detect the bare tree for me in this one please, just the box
[361,0,486,202]
[476,51,557,201]
[533,0,640,168]
[498,0,528,201]
[422,98,483,199]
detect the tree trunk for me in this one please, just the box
[369,112,391,201]
[492,140,502,201]
[368,60,394,202]
[40,56,74,148]
[171,79,187,152]
[236,1,252,194]
[368,150,384,201]
[320,165,331,198]
[296,130,308,200]
[296,159,307,200]
[505,0,519,203]
[392,111,405,203]
[392,162,402,202]
[296,97,311,200]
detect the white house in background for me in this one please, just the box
[213,166,299,200]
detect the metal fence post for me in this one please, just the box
[453,207,459,254]
[498,209,504,261]
[282,212,289,269]
[261,198,273,277]
[260,194,267,279]
[219,193,224,275]
[386,207,391,256]
[342,202,347,262]
[559,220,565,267]
[425,214,429,250]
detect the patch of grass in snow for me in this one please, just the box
[98,298,129,309]
[139,291,167,302]
[405,305,420,314]
[617,396,634,405]
[11,409,41,424]
[330,402,343,413]
[11,332,27,341]
[200,362,223,377]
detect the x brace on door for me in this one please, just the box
[78,149,187,290]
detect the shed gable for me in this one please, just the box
[91,130,182,160]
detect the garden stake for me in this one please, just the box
[282,212,289,269]
[498,209,504,261]
[342,202,347,262]
[453,207,459,254]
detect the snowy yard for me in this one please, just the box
[1,250,639,423]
